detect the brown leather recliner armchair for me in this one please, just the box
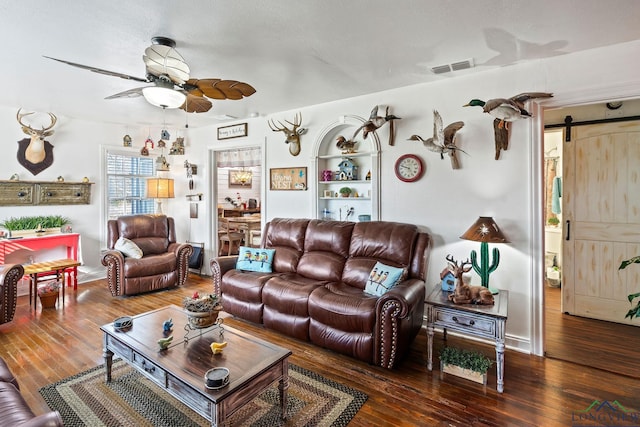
[0,356,63,426]
[0,264,24,325]
[101,214,193,296]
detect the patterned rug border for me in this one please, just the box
[40,359,367,427]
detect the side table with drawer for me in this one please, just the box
[425,286,509,393]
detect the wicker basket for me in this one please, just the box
[185,308,221,329]
[39,291,59,309]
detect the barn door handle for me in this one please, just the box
[565,220,571,241]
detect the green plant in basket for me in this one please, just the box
[0,215,70,231]
[439,346,493,373]
[183,292,221,313]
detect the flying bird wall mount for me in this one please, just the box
[409,110,465,170]
[352,105,401,146]
[44,36,256,113]
[463,92,553,160]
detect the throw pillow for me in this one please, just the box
[235,246,275,273]
[364,261,405,297]
[114,237,143,259]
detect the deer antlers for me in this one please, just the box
[17,109,57,137]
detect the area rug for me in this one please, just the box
[40,359,367,427]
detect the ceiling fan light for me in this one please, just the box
[142,86,186,109]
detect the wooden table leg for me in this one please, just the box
[279,359,289,420]
[427,324,434,371]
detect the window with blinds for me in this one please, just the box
[106,151,155,219]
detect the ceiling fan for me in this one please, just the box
[44,36,256,113]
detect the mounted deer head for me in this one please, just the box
[268,112,307,156]
[16,109,57,175]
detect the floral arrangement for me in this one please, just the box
[37,279,61,296]
[183,292,221,313]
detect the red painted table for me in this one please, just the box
[0,233,81,287]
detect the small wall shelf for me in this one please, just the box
[0,180,93,206]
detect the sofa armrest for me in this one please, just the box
[18,411,63,427]
[374,278,426,368]
[0,264,23,325]
[170,243,193,287]
[101,250,125,296]
[210,256,239,297]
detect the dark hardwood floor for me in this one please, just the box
[2,275,640,426]
[544,284,640,378]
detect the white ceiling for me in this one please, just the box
[2,0,639,129]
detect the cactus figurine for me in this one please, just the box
[470,242,500,294]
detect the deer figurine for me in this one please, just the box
[446,254,494,305]
[16,109,57,175]
[268,112,307,156]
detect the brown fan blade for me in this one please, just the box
[43,56,149,83]
[187,79,256,100]
[181,93,212,113]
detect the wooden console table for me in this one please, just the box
[425,286,509,393]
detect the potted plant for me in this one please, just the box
[547,217,560,227]
[439,346,493,385]
[37,279,61,309]
[338,187,352,198]
[618,257,640,319]
[0,215,70,237]
[183,292,223,329]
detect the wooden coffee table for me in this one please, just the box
[100,305,292,427]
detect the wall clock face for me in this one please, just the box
[395,154,424,182]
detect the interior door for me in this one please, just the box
[563,120,640,325]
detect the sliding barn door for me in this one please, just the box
[563,120,640,325]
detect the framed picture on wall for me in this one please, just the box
[217,123,248,140]
[270,167,307,191]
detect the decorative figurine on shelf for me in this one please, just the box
[57,176,64,182]
[445,254,494,305]
[157,335,173,350]
[335,136,358,154]
[163,318,173,332]
[123,134,132,147]
[337,158,358,180]
[409,110,466,169]
[9,173,19,181]
[463,92,553,160]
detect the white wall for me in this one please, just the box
[2,40,640,353]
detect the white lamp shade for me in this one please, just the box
[142,86,186,109]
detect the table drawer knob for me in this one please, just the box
[141,360,155,373]
[452,316,474,326]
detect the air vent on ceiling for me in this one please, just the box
[430,58,475,74]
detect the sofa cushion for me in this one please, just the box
[308,284,377,332]
[123,252,176,277]
[342,221,418,288]
[364,262,405,296]
[236,247,275,272]
[296,220,353,281]
[114,237,143,259]
[263,218,309,272]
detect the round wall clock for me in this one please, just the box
[394,154,424,182]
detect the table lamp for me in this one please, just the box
[146,178,174,214]
[460,216,509,294]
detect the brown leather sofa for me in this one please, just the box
[0,356,63,426]
[211,218,431,368]
[102,214,193,296]
[0,264,24,325]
